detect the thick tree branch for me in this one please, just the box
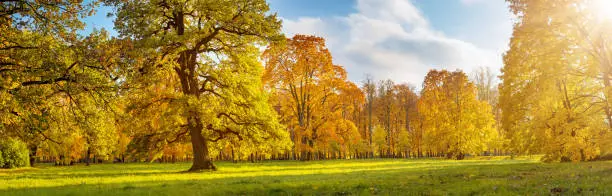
[21,76,77,86]
[38,129,62,144]
[166,126,189,144]
[217,112,263,126]
[0,45,38,50]
[207,124,243,141]
[194,27,220,53]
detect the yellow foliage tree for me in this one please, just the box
[501,0,609,162]
[419,70,496,160]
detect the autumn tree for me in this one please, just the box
[410,105,425,157]
[471,67,498,107]
[0,1,123,166]
[263,35,357,160]
[419,70,496,159]
[501,0,609,161]
[372,125,387,157]
[106,0,290,171]
[337,82,365,158]
[394,84,418,157]
[351,77,418,158]
[374,80,395,157]
[471,67,504,154]
[362,75,376,157]
[397,128,411,158]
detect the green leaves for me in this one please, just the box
[108,0,290,165]
[1,1,127,166]
[0,138,29,168]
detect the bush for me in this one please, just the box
[0,138,30,168]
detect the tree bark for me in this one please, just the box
[85,147,91,166]
[28,145,37,167]
[169,9,216,171]
[175,48,216,172]
[188,116,216,171]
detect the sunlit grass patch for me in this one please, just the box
[0,157,610,195]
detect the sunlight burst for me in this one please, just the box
[591,0,612,20]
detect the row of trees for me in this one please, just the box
[262,35,500,160]
[2,0,611,170]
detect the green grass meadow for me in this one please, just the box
[1,157,610,195]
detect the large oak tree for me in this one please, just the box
[106,0,290,171]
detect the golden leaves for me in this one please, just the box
[263,35,361,155]
[419,69,495,159]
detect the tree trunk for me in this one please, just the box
[231,146,236,163]
[188,117,216,171]
[28,145,37,167]
[456,153,465,160]
[602,72,612,130]
[171,10,215,172]
[85,147,91,166]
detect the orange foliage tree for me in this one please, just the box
[263,35,362,160]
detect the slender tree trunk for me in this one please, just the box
[368,98,373,158]
[231,146,237,163]
[290,127,296,160]
[85,146,91,166]
[595,35,612,130]
[602,72,612,130]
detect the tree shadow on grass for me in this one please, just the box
[0,166,498,196]
[4,159,531,180]
[1,161,581,196]
[6,170,184,180]
[213,159,531,174]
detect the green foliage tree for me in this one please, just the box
[1,1,121,167]
[0,138,29,168]
[106,0,290,171]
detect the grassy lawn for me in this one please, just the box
[0,157,610,195]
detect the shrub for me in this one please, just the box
[0,138,30,168]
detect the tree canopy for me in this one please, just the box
[106,0,290,171]
[500,0,612,162]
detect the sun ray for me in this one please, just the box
[590,0,612,20]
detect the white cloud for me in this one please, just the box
[282,17,326,37]
[461,0,486,5]
[281,0,511,88]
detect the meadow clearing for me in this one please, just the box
[0,157,610,195]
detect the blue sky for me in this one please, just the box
[83,0,514,87]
